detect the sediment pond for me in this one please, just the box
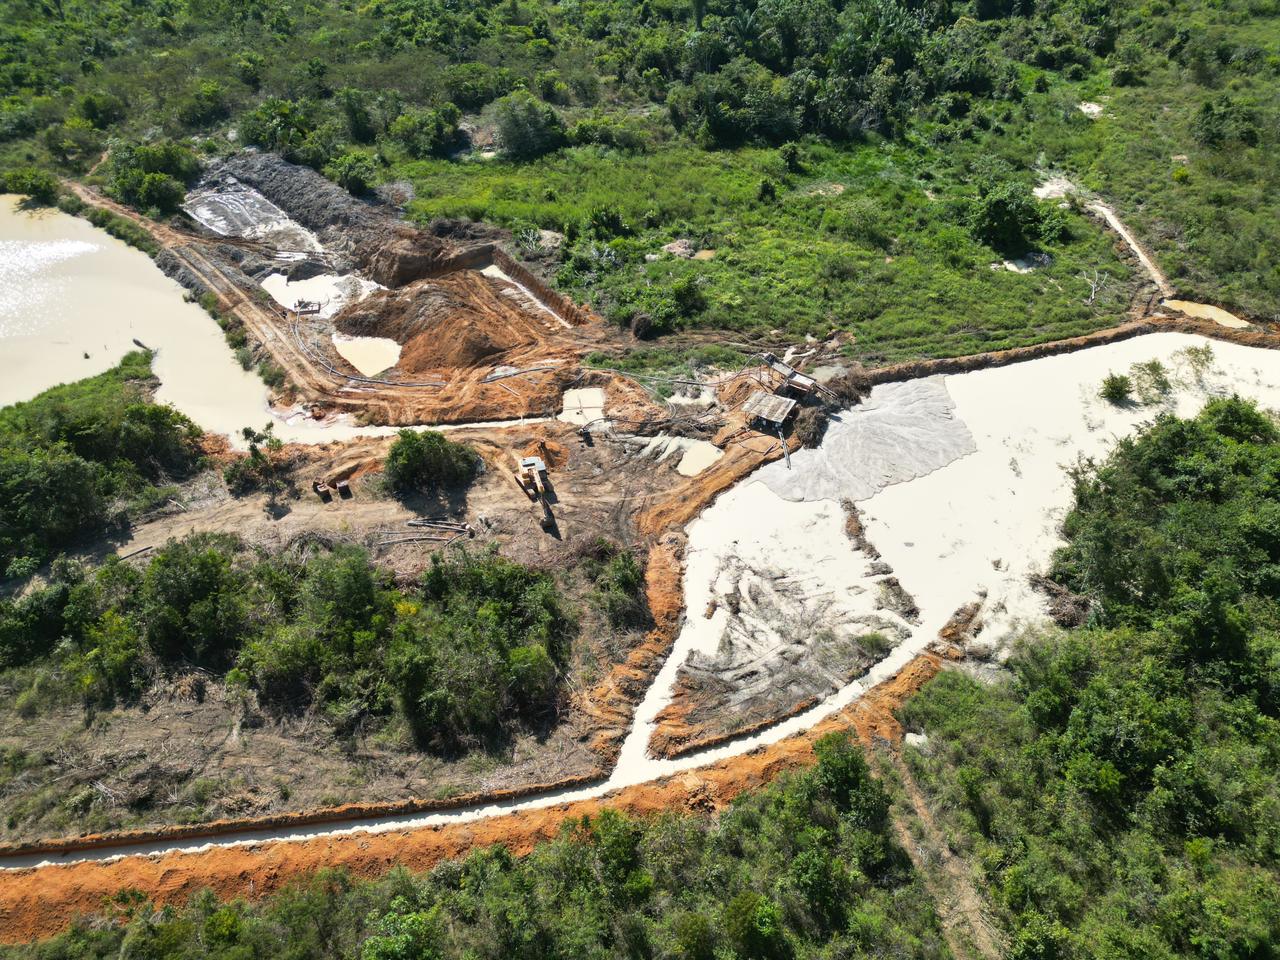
[0,196,399,446]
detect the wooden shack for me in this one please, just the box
[742,390,797,431]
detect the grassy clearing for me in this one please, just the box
[402,138,1131,363]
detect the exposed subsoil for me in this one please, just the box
[0,648,951,945]
[66,165,619,428]
[17,177,1280,946]
[332,271,575,375]
[0,399,789,849]
[647,500,916,760]
[211,154,461,287]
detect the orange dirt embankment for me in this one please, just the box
[0,395,781,866]
[0,649,952,945]
[636,417,793,537]
[576,534,686,761]
[866,313,1280,385]
[63,182,610,427]
[649,684,827,760]
[332,272,573,375]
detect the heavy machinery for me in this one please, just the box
[512,455,556,531]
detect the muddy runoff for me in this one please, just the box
[10,330,1280,886]
[0,196,377,444]
[0,195,402,445]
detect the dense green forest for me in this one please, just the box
[0,534,605,751]
[901,397,1280,957]
[0,352,202,573]
[5,0,1279,357]
[3,734,951,960]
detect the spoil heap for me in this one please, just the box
[333,272,570,375]
[216,153,467,286]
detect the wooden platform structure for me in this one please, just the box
[742,390,797,428]
[761,352,817,396]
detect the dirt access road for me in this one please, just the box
[64,179,612,426]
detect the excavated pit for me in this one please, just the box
[332,271,568,375]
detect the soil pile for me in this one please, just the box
[214,154,462,286]
[333,272,568,374]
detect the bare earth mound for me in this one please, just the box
[334,272,561,374]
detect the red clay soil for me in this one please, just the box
[333,272,572,375]
[0,650,951,945]
[63,182,614,428]
[649,685,826,760]
[866,313,1280,385]
[576,534,687,761]
[0,405,784,864]
[636,419,794,537]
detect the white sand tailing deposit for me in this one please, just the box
[859,333,1280,653]
[759,377,976,503]
[615,482,905,769]
[1163,299,1250,329]
[559,387,606,426]
[623,434,724,476]
[332,333,402,377]
[183,178,323,256]
[261,272,382,320]
[628,333,1280,765]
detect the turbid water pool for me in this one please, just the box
[0,196,405,446]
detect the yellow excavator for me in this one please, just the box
[512,454,556,531]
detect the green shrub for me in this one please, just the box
[0,352,201,567]
[176,80,228,127]
[969,178,1047,254]
[106,140,200,214]
[1129,358,1171,404]
[441,63,514,109]
[387,104,461,159]
[493,90,566,160]
[0,166,59,204]
[1099,372,1132,405]
[325,151,377,195]
[140,534,247,667]
[588,547,648,628]
[257,360,286,389]
[383,430,479,496]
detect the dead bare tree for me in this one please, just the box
[1079,269,1112,305]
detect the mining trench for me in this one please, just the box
[6,327,1280,875]
[62,176,603,433]
[5,174,1280,941]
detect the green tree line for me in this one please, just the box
[2,734,949,960]
[1,536,576,752]
[0,351,202,574]
[902,396,1280,957]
